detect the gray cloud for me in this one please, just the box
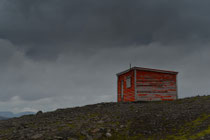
[1,0,210,58]
[0,0,210,112]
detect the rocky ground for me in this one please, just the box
[0,95,210,140]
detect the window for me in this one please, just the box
[126,76,131,88]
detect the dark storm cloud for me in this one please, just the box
[1,0,210,112]
[1,0,210,60]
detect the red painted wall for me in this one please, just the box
[117,70,135,102]
[136,70,177,101]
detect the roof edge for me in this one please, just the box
[116,67,178,76]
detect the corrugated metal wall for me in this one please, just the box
[136,70,177,101]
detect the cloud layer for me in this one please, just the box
[0,0,210,112]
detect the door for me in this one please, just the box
[121,80,124,101]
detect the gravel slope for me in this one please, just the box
[0,95,209,140]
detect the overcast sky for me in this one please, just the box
[0,0,210,113]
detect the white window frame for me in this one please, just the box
[126,76,131,88]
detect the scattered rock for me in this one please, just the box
[53,136,63,140]
[97,120,104,124]
[0,96,209,139]
[91,128,100,133]
[31,134,43,139]
[106,132,112,137]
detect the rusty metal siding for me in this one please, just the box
[135,70,177,101]
[117,70,135,102]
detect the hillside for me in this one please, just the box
[0,95,209,140]
[0,111,35,119]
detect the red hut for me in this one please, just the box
[116,67,178,102]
